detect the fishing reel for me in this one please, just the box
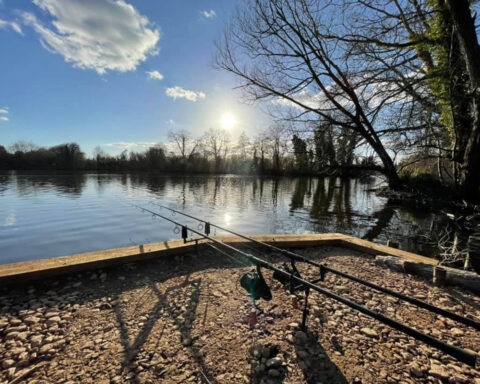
[240,266,272,301]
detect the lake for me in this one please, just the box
[0,171,447,264]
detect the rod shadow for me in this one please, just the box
[294,329,348,384]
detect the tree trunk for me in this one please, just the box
[446,0,480,200]
[362,128,402,189]
[461,98,480,200]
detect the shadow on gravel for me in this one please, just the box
[0,246,346,383]
[248,344,286,384]
[294,329,347,384]
[111,261,220,384]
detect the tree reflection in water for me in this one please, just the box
[0,172,451,263]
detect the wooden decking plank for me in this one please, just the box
[340,235,439,265]
[0,233,438,286]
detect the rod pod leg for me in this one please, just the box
[301,288,310,331]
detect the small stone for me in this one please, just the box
[15,332,29,341]
[7,367,16,379]
[268,369,280,377]
[262,346,271,358]
[39,343,55,353]
[429,363,449,381]
[360,328,378,338]
[30,335,43,347]
[265,357,282,368]
[451,374,471,384]
[5,331,20,340]
[409,363,424,378]
[23,316,41,325]
[46,317,61,327]
[450,328,464,337]
[1,359,15,369]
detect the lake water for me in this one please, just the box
[0,171,447,264]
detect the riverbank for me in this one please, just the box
[1,245,479,383]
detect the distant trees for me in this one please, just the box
[0,142,85,170]
[2,126,363,175]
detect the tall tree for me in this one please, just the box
[216,0,402,187]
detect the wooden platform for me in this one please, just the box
[0,233,438,287]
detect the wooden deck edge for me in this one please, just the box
[338,236,440,265]
[0,233,437,286]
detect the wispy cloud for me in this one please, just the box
[23,0,160,74]
[166,86,206,102]
[146,70,164,80]
[0,116,9,121]
[166,119,175,125]
[0,19,23,34]
[106,142,158,150]
[200,10,216,19]
[0,108,8,114]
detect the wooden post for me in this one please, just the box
[433,266,447,287]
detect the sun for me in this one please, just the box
[220,113,236,130]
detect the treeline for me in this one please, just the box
[0,126,368,175]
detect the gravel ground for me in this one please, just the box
[1,245,480,384]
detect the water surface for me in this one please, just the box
[0,172,446,264]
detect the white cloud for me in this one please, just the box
[0,108,8,114]
[0,19,23,34]
[165,86,206,102]
[201,10,216,19]
[0,116,9,121]
[147,70,164,80]
[166,119,175,125]
[106,142,158,149]
[23,0,160,74]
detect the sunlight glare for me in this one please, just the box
[224,214,232,226]
[220,113,236,130]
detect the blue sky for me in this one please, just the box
[0,0,268,156]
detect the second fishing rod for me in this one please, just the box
[152,202,480,332]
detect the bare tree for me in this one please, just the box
[203,128,230,172]
[167,128,198,160]
[215,0,405,187]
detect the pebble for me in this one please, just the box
[429,363,449,380]
[361,327,378,338]
[451,328,465,337]
[1,359,15,369]
[265,357,282,368]
[267,368,280,377]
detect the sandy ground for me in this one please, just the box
[1,245,480,384]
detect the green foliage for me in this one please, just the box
[398,168,444,191]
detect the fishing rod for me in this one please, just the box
[152,203,480,332]
[130,203,478,367]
